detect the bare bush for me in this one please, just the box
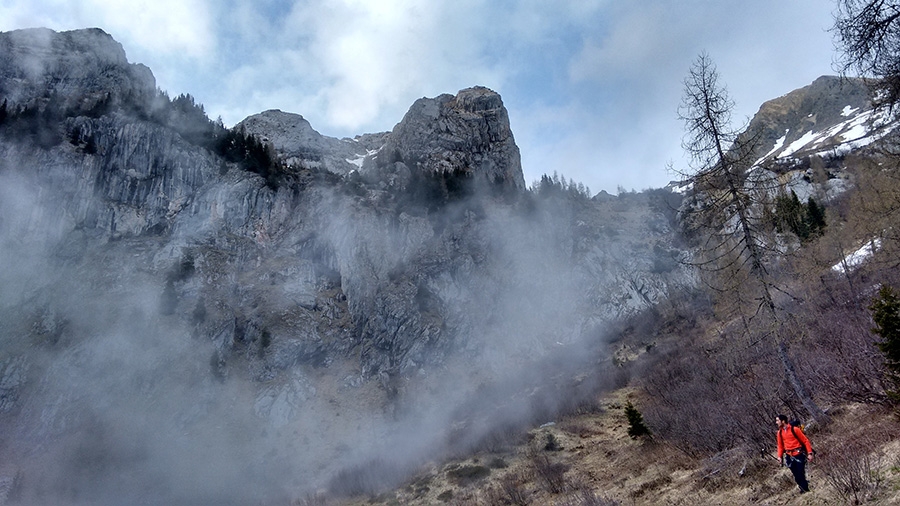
[483,472,530,506]
[794,297,890,405]
[446,464,491,487]
[819,438,885,504]
[530,454,570,494]
[559,420,598,438]
[640,335,787,457]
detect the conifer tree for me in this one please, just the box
[624,401,651,439]
[870,284,900,398]
[805,196,826,239]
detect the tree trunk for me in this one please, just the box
[777,336,830,425]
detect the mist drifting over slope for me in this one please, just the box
[0,28,687,505]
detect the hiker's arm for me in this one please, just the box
[799,431,813,457]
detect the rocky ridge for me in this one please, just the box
[375,86,526,189]
[0,27,156,114]
[742,75,891,202]
[237,109,389,174]
[0,28,690,505]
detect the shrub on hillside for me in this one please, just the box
[484,472,530,506]
[529,454,569,494]
[624,401,651,439]
[446,464,490,486]
[640,335,787,456]
[819,436,886,504]
[796,300,890,405]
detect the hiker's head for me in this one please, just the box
[776,414,788,426]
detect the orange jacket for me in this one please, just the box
[777,424,813,458]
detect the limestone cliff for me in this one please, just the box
[0,27,688,505]
[0,27,155,113]
[377,86,526,189]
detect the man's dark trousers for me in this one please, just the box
[786,454,809,492]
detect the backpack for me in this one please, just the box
[787,420,808,456]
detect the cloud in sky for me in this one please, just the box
[1,0,838,194]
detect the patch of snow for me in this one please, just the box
[345,148,380,168]
[813,108,900,158]
[772,131,787,152]
[778,107,886,160]
[781,130,821,157]
[346,155,365,168]
[832,239,882,273]
[841,121,869,142]
[756,130,789,165]
[671,181,692,194]
[841,105,859,117]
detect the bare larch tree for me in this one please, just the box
[677,53,829,425]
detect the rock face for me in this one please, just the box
[730,75,892,205]
[377,86,526,189]
[0,27,690,505]
[0,27,155,112]
[238,86,527,191]
[742,75,884,167]
[237,109,388,174]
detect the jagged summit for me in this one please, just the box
[0,27,155,112]
[237,109,385,173]
[377,86,526,189]
[237,86,527,191]
[745,75,891,167]
[0,27,526,192]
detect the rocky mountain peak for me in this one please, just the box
[236,86,526,192]
[743,75,881,166]
[0,27,156,113]
[377,86,526,190]
[237,109,388,173]
[450,85,506,113]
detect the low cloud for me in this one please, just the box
[0,0,839,194]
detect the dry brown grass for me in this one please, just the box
[326,390,900,506]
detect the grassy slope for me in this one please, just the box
[328,387,900,506]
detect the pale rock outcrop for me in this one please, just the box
[377,86,526,189]
[237,109,388,174]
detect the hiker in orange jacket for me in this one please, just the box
[776,414,815,493]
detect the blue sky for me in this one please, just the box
[1,0,839,194]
